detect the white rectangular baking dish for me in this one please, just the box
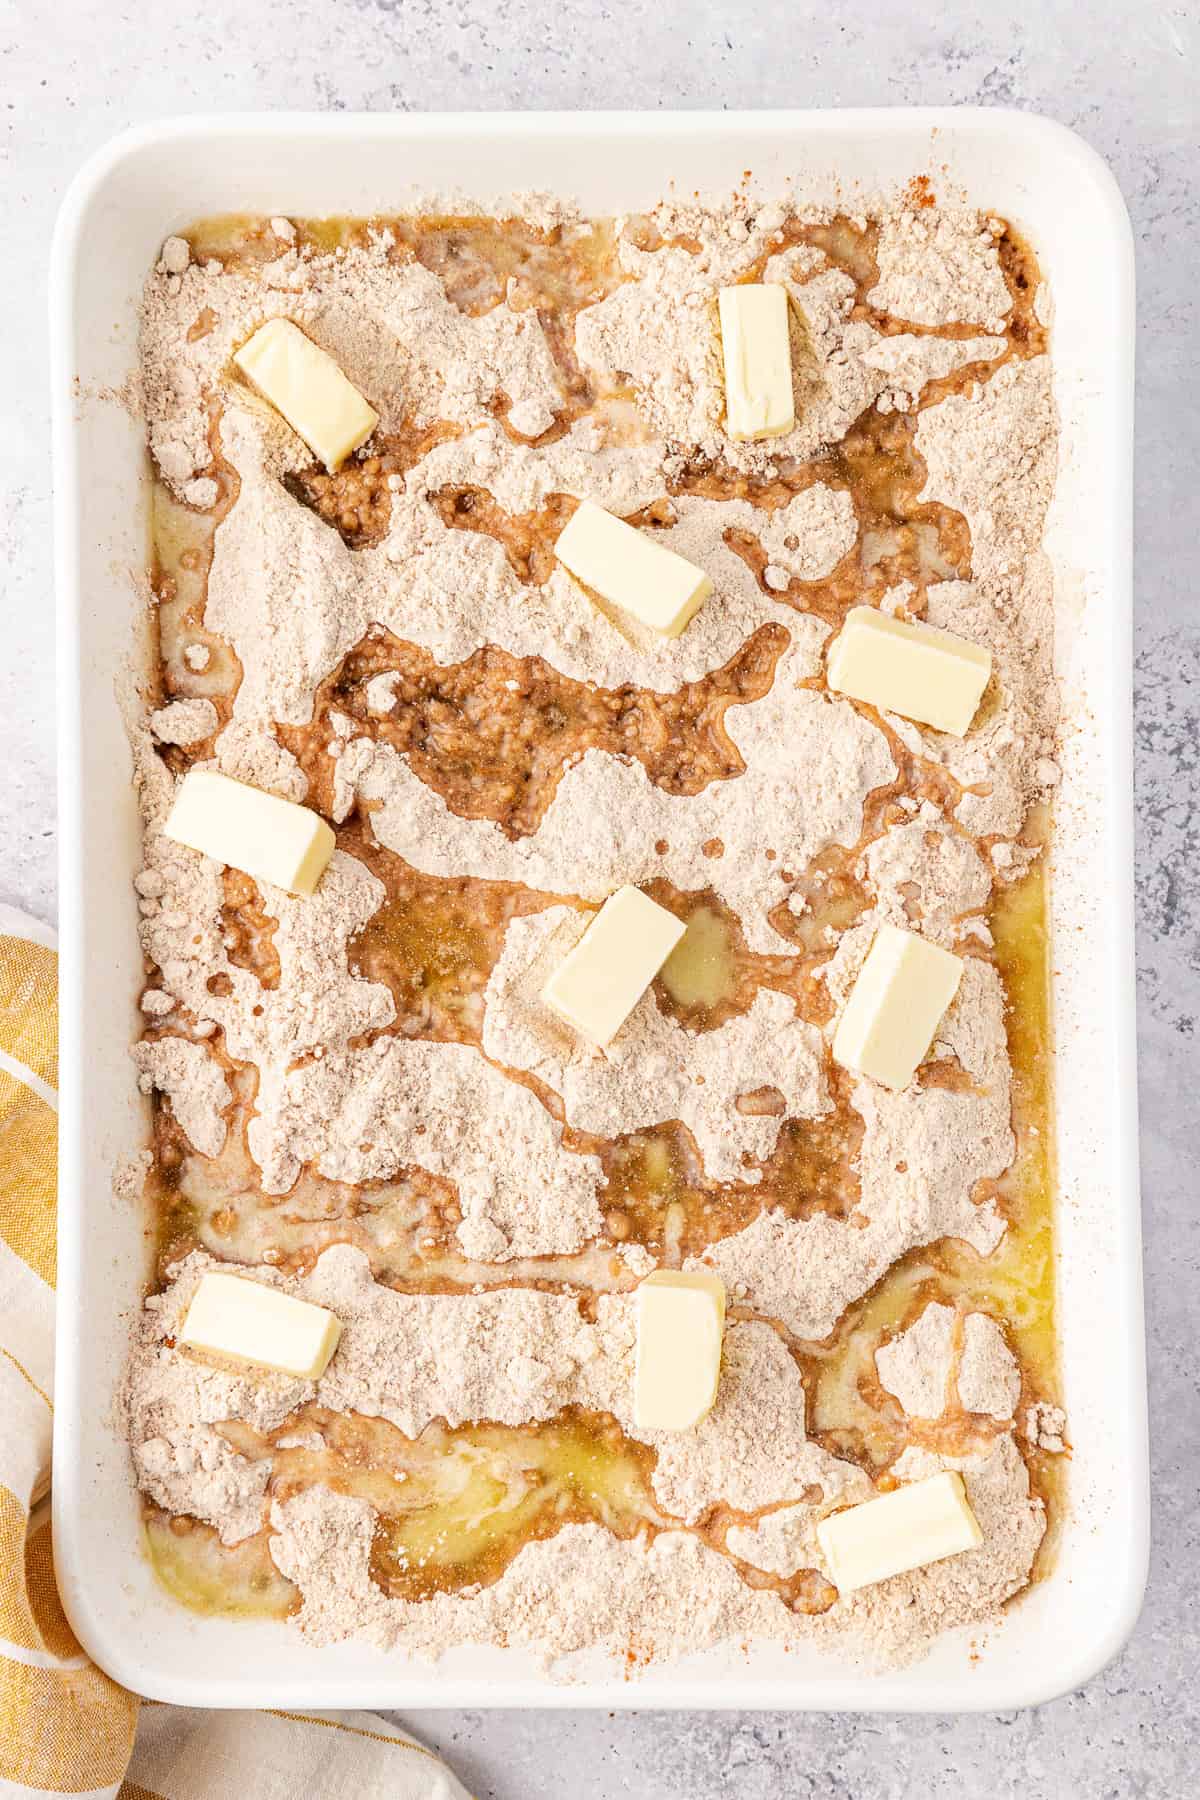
[50,108,1145,1712]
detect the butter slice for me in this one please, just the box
[164,769,335,898]
[833,924,963,1091]
[233,318,378,471]
[718,284,795,441]
[179,1272,342,1380]
[541,886,685,1048]
[555,500,713,639]
[634,1269,726,1431]
[816,1472,983,1593]
[827,606,992,736]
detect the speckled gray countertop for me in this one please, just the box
[5,2,1197,1793]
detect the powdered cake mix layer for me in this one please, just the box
[120,189,1066,1676]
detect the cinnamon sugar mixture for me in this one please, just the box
[121,190,1066,1677]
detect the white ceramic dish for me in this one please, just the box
[50,108,1145,1712]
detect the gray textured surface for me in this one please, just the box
[5,0,1197,1793]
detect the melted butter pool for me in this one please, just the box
[806,855,1061,1515]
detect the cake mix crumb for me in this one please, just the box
[123,187,1061,1677]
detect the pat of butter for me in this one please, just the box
[827,605,992,736]
[541,886,685,1048]
[833,924,963,1092]
[554,500,713,639]
[179,1272,342,1380]
[233,318,379,471]
[718,284,795,441]
[634,1269,726,1431]
[816,1471,983,1593]
[164,769,335,898]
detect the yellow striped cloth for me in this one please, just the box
[0,908,469,1799]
